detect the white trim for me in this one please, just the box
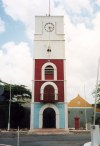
[34,57,67,59]
[35,15,64,17]
[34,80,66,81]
[65,102,68,130]
[41,62,57,80]
[68,107,93,109]
[32,60,35,102]
[33,59,66,60]
[30,59,35,130]
[34,40,65,41]
[64,59,67,102]
[30,103,34,129]
[40,82,58,100]
[39,104,59,128]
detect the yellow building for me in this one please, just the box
[68,94,100,128]
[68,94,92,108]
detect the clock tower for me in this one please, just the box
[30,16,68,130]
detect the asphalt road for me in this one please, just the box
[0,133,91,146]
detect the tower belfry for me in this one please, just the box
[30,13,68,130]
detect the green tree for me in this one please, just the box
[96,83,100,105]
[0,80,31,128]
[0,80,31,102]
[93,82,100,107]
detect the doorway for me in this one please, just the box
[43,108,56,128]
[44,85,55,102]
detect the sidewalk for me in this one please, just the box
[29,128,69,135]
[29,128,90,135]
[0,129,91,135]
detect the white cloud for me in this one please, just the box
[61,0,93,14]
[95,0,100,5]
[1,0,100,102]
[66,12,100,102]
[0,42,32,88]
[2,0,52,39]
[2,0,95,38]
[0,18,5,33]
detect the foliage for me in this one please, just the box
[0,80,31,102]
[0,80,31,128]
[93,83,100,105]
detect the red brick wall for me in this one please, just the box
[33,59,65,102]
[34,81,64,102]
[35,59,64,80]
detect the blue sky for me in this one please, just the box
[0,0,100,102]
[0,1,32,48]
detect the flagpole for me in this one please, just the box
[93,58,100,125]
[84,84,87,130]
[49,0,50,16]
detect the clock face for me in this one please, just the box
[44,22,54,32]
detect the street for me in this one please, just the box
[0,132,91,146]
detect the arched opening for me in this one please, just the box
[41,62,57,80]
[39,104,59,128]
[44,85,55,102]
[40,82,58,101]
[43,108,56,128]
[45,65,54,80]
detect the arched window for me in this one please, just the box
[41,62,57,80]
[40,82,58,101]
[45,65,54,80]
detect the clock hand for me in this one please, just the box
[49,26,52,31]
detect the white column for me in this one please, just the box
[30,59,35,130]
[30,103,34,129]
[64,59,68,130]
[56,113,60,129]
[39,114,43,128]
[64,59,67,102]
[65,103,68,130]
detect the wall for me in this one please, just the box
[68,108,94,128]
[34,59,64,102]
[34,16,65,59]
[33,103,65,128]
[35,59,64,80]
[34,81,64,102]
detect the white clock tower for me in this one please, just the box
[34,16,65,59]
[30,15,68,130]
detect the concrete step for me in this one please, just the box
[29,128,69,135]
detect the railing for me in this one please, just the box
[40,93,58,103]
